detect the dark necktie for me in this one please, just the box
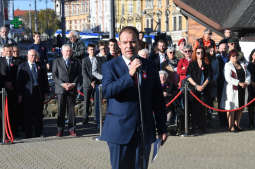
[32,64,38,86]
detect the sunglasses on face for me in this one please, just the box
[184,50,192,53]
[196,51,203,55]
[169,51,175,54]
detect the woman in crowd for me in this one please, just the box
[177,44,192,88]
[161,47,179,86]
[186,46,211,134]
[247,49,255,129]
[159,70,177,125]
[220,49,250,132]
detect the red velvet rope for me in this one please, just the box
[189,90,255,112]
[4,96,14,143]
[165,90,183,107]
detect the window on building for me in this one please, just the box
[150,18,153,29]
[158,18,161,31]
[127,1,133,14]
[158,0,162,9]
[146,0,153,9]
[179,16,182,30]
[166,17,169,32]
[173,16,177,31]
[85,1,88,13]
[136,1,141,13]
[72,4,75,15]
[122,3,125,15]
[146,18,150,28]
[76,5,79,15]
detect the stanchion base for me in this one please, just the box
[1,139,14,145]
[180,134,193,137]
[92,136,101,141]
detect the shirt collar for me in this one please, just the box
[122,55,131,66]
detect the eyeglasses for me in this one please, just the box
[196,52,203,55]
[184,50,192,53]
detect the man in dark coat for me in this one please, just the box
[0,44,21,136]
[16,49,49,138]
[82,44,104,126]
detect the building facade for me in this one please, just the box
[90,0,111,32]
[115,0,188,44]
[55,0,188,44]
[55,0,90,31]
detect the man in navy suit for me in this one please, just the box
[101,26,167,169]
[16,49,49,138]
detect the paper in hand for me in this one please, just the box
[151,138,162,162]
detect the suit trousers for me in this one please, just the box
[23,87,43,138]
[107,129,151,169]
[57,93,76,131]
[83,86,94,121]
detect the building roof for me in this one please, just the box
[173,0,255,35]
[14,9,30,17]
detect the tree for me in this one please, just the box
[23,9,60,37]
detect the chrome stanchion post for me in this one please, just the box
[1,88,6,144]
[184,83,188,136]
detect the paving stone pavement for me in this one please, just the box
[1,115,255,169]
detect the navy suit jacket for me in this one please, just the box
[101,55,167,145]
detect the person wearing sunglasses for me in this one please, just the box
[177,44,192,88]
[186,46,211,134]
[220,49,250,132]
[194,29,216,51]
[227,37,245,63]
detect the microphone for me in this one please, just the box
[131,55,142,72]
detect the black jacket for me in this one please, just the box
[16,62,49,97]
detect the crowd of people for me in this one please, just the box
[152,28,254,135]
[0,25,255,140]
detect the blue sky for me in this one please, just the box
[14,0,54,10]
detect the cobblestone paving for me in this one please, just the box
[1,129,255,169]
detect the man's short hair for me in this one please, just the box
[139,31,144,35]
[61,44,71,51]
[3,44,12,49]
[33,31,41,36]
[87,44,95,49]
[0,26,8,32]
[12,45,18,49]
[119,26,139,40]
[98,41,105,47]
[157,39,166,45]
[108,38,117,44]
